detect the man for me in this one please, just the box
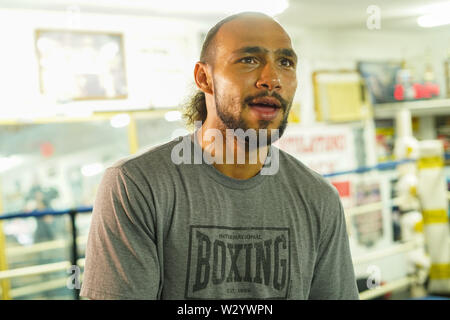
[80,12,359,300]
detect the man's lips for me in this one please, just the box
[248,104,281,121]
[246,96,283,120]
[249,96,282,108]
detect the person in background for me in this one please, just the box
[24,181,64,298]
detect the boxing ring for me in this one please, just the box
[0,159,447,300]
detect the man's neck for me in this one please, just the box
[195,125,269,180]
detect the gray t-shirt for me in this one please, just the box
[80,133,359,300]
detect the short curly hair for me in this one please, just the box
[182,12,271,128]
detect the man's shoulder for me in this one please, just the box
[277,148,342,229]
[107,136,183,176]
[277,147,338,197]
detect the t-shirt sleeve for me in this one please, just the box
[308,191,359,300]
[80,166,161,300]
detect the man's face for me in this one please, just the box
[210,15,298,142]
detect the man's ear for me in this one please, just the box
[194,62,213,95]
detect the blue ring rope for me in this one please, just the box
[0,158,422,220]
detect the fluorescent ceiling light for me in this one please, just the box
[0,155,24,173]
[417,2,450,27]
[418,14,450,27]
[151,0,289,16]
[110,113,130,128]
[165,111,182,122]
[81,163,104,177]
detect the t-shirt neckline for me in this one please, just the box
[187,131,270,190]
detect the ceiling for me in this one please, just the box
[278,0,450,31]
[1,0,450,31]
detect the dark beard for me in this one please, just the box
[215,91,291,148]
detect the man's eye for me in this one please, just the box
[239,57,257,64]
[280,58,295,68]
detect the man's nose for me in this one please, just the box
[255,63,281,92]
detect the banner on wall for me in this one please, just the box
[274,124,357,175]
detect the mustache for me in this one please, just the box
[243,92,288,111]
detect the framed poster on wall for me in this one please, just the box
[35,30,128,101]
[313,70,369,123]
